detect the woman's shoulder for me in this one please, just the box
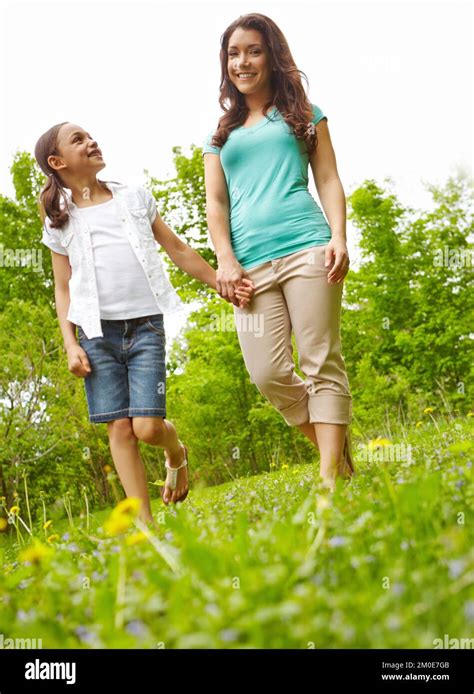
[202,127,221,155]
[310,103,328,126]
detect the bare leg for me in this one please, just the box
[132,417,188,505]
[297,420,319,447]
[107,418,155,524]
[314,422,347,491]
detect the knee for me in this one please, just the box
[107,417,136,441]
[132,416,167,444]
[251,364,294,394]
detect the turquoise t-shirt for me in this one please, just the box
[202,103,332,270]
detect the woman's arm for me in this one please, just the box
[151,214,254,307]
[203,153,254,302]
[309,119,350,283]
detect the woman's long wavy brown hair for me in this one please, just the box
[34,122,107,230]
[210,13,321,155]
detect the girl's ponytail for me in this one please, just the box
[34,122,72,230]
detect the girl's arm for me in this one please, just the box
[151,215,254,306]
[51,252,91,377]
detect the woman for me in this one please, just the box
[202,13,355,490]
[35,121,254,525]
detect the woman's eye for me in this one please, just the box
[229,51,260,59]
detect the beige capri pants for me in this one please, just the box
[233,242,353,446]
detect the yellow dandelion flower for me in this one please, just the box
[19,541,53,565]
[104,514,133,537]
[423,407,434,414]
[47,534,59,543]
[9,505,20,515]
[103,497,142,536]
[125,531,147,546]
[43,520,53,530]
[103,464,113,473]
[0,517,8,531]
[368,438,392,450]
[113,497,142,518]
[415,421,423,428]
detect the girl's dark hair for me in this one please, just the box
[211,13,321,154]
[34,121,107,230]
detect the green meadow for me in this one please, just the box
[1,416,472,649]
[0,153,472,650]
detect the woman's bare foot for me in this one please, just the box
[320,456,354,491]
[162,441,189,505]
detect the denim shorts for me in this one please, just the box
[77,314,166,423]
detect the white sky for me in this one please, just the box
[0,0,472,340]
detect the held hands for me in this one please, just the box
[231,277,255,308]
[66,343,92,378]
[216,256,256,309]
[324,238,350,283]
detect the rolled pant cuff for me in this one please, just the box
[309,393,352,425]
[278,393,310,426]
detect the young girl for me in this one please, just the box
[35,121,255,526]
[203,13,355,490]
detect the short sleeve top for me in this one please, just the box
[202,103,332,270]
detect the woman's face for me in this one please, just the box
[48,123,106,177]
[227,27,272,97]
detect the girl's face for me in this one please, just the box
[227,27,272,97]
[48,123,105,177]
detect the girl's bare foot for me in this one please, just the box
[162,441,189,505]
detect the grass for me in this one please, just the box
[0,417,473,649]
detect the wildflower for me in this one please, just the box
[9,505,20,515]
[423,407,434,414]
[47,534,59,543]
[43,520,53,530]
[0,517,7,531]
[415,421,423,428]
[114,498,142,517]
[104,515,132,536]
[19,541,53,565]
[281,464,289,470]
[103,464,113,473]
[125,531,147,546]
[103,497,142,537]
[368,438,392,450]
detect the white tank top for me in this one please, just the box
[77,198,160,319]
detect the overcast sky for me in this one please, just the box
[0,0,472,339]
